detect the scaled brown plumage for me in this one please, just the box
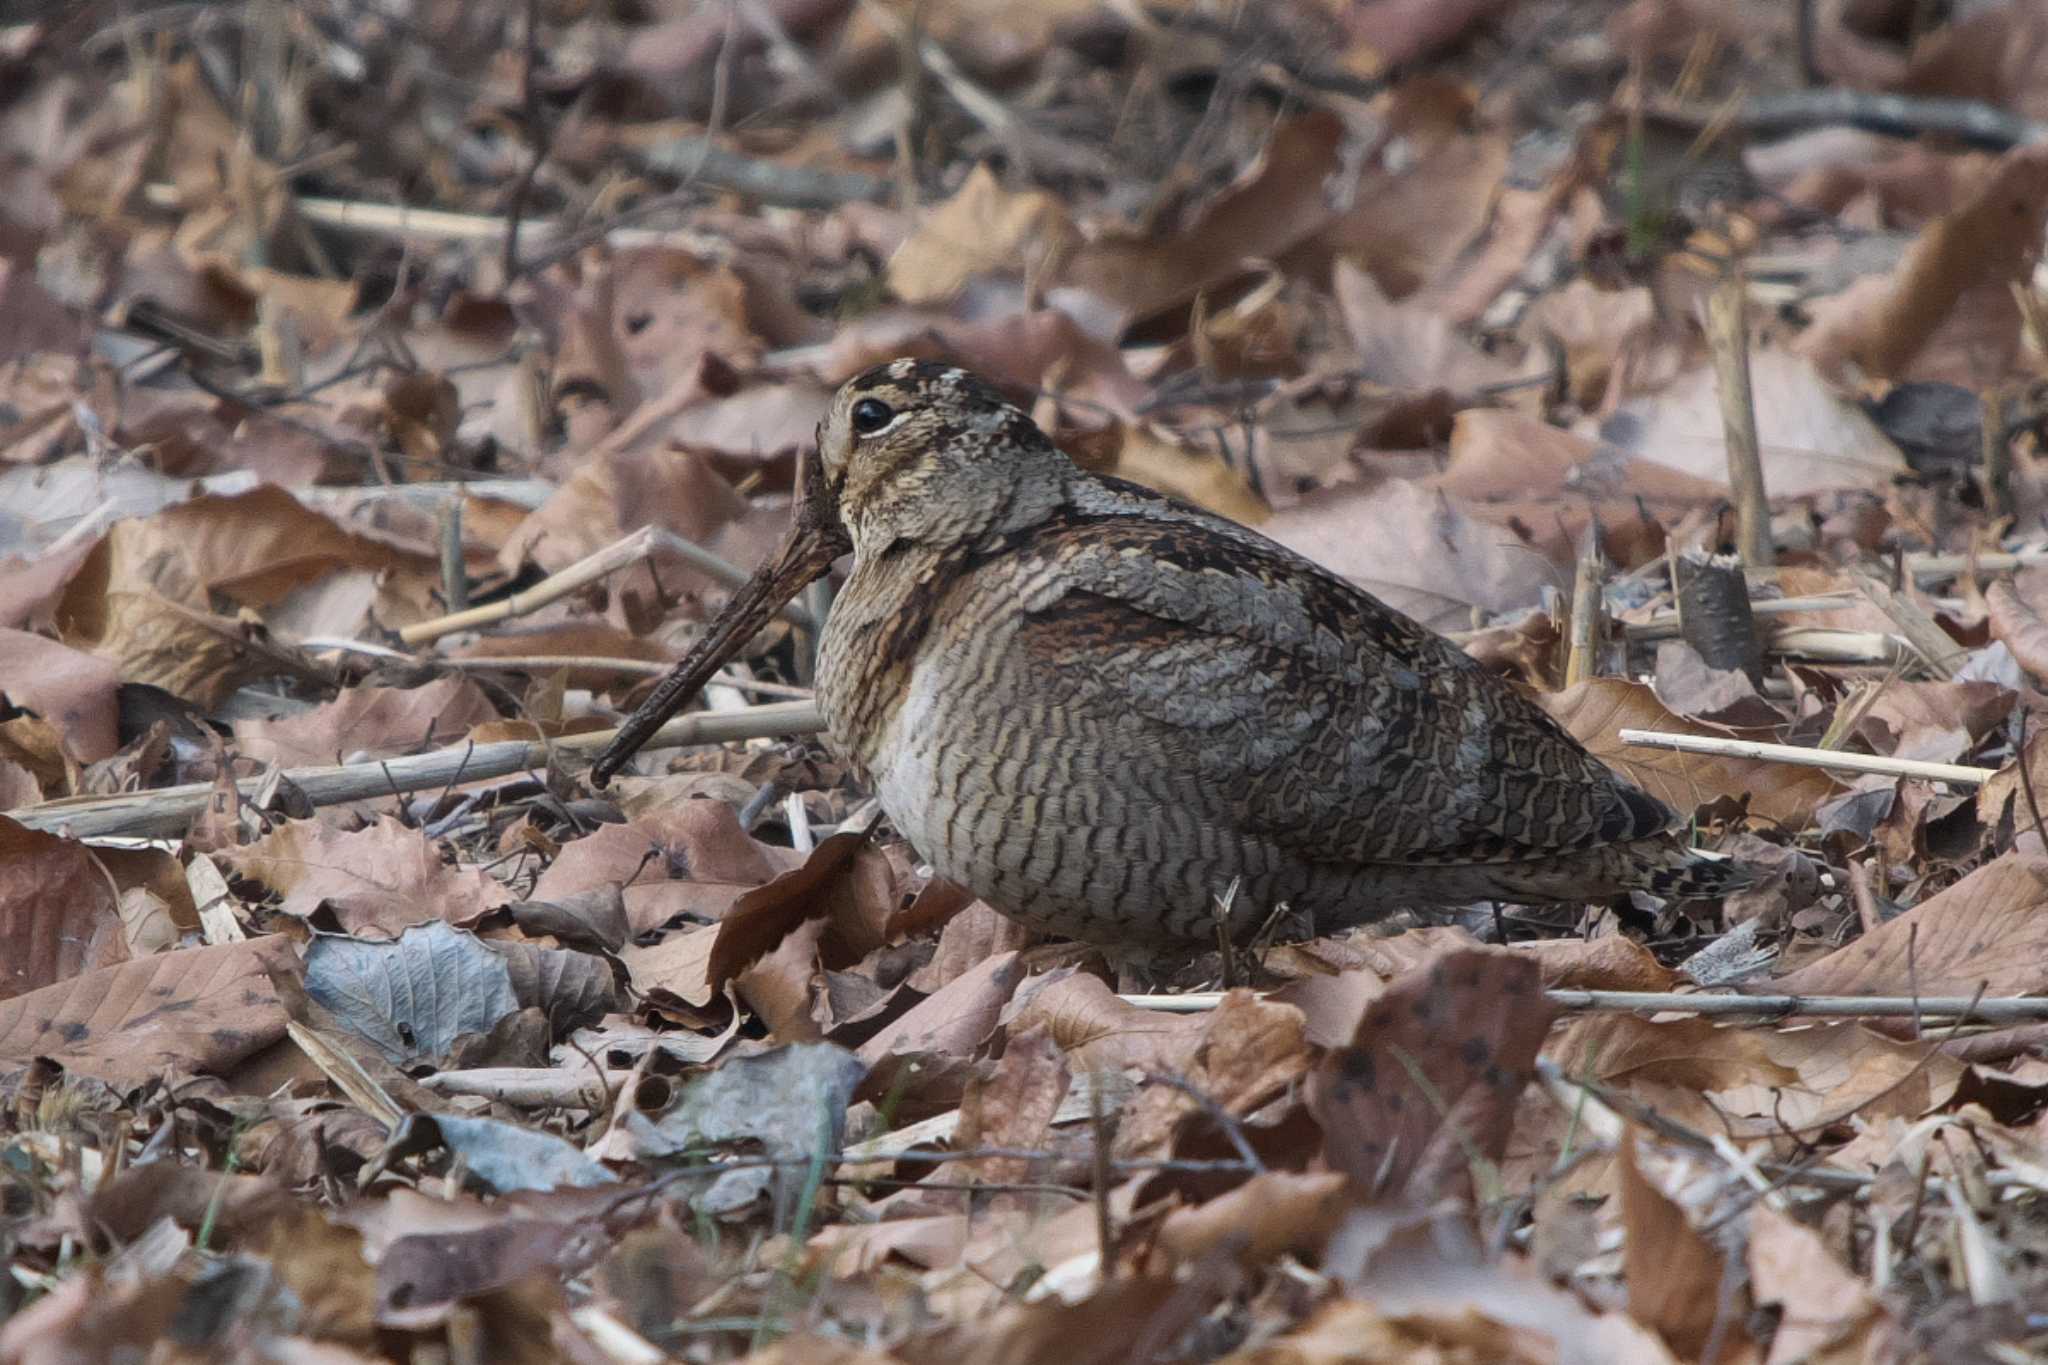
[594,360,1741,949]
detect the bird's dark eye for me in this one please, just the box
[850,398,895,435]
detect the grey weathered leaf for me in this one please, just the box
[621,1042,867,1214]
[305,921,520,1066]
[418,1113,617,1193]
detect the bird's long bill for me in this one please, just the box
[589,506,846,787]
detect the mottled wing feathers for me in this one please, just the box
[1007,483,1674,868]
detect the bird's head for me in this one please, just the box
[589,358,1067,783]
[814,358,1069,554]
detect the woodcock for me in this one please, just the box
[593,360,1742,949]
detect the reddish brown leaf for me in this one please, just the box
[707,828,897,990]
[1777,854,2048,1000]
[0,629,118,762]
[220,817,513,936]
[1310,945,1559,1204]
[1620,1130,1751,1360]
[0,935,294,1088]
[0,816,126,1001]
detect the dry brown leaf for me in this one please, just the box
[610,249,764,401]
[497,442,758,597]
[1543,1012,1798,1136]
[1264,480,1561,631]
[62,589,292,710]
[888,163,1078,304]
[532,798,788,912]
[1795,141,2048,384]
[1979,725,2048,838]
[892,1275,1180,1365]
[1213,1293,1583,1365]
[1152,1170,1351,1270]
[816,306,1152,415]
[1101,423,1268,525]
[1620,1131,1752,1360]
[1715,1022,1964,1137]
[857,949,1024,1070]
[1265,925,1486,1046]
[1523,934,1681,993]
[0,1268,187,1361]
[231,677,501,768]
[1311,946,1558,1204]
[1061,111,1348,332]
[0,757,40,807]
[808,1211,971,1277]
[1746,1203,1891,1365]
[0,934,294,1088]
[0,817,126,1000]
[0,714,76,800]
[1438,409,1734,567]
[1331,259,1525,396]
[1601,349,1908,496]
[1987,575,2048,683]
[706,830,898,990]
[954,1025,1071,1192]
[220,817,514,937]
[0,628,118,762]
[79,484,437,611]
[1776,854,2048,1000]
[1116,990,1311,1163]
[1002,967,1207,1074]
[1314,1204,1690,1363]
[1541,678,1840,828]
[1240,373,1459,502]
[1312,81,1512,300]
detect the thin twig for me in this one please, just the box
[12,701,824,838]
[303,638,814,698]
[398,525,811,646]
[1131,990,2048,1022]
[1145,1072,1266,1174]
[1617,728,1991,785]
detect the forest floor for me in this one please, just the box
[8,0,2048,1360]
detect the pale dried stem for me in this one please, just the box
[438,494,468,614]
[1617,727,1990,784]
[1137,990,2048,1021]
[300,637,813,699]
[1851,570,1964,679]
[1766,627,1910,665]
[13,701,824,839]
[1907,550,2048,578]
[1623,593,1858,640]
[421,1065,639,1108]
[398,525,811,647]
[1564,551,1605,686]
[1848,858,1885,936]
[1983,387,2014,524]
[1706,268,1773,568]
